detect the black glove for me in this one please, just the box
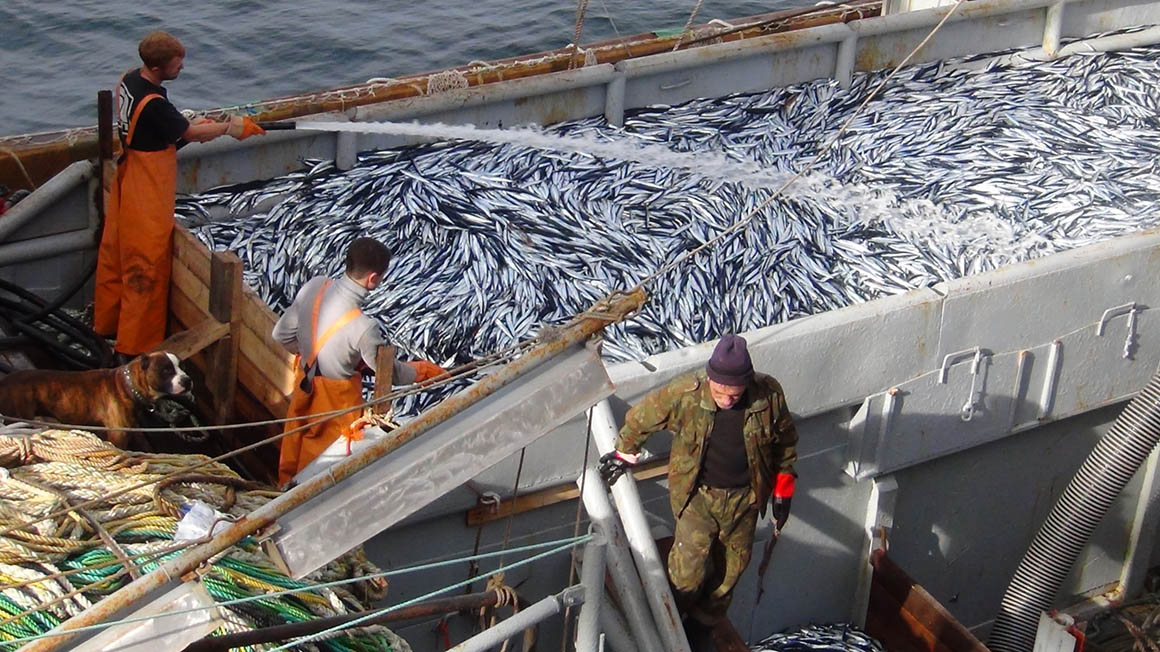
[598,450,635,486]
[772,496,792,532]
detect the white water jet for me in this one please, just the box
[296,119,1042,259]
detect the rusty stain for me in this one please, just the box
[514,93,577,126]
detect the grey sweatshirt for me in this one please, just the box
[272,274,417,385]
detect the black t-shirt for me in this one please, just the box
[117,68,189,152]
[701,397,751,489]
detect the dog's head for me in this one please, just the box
[130,351,192,398]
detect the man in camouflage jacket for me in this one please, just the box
[599,334,798,636]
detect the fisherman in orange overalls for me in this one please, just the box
[272,237,446,487]
[94,30,265,356]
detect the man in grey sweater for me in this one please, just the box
[272,237,444,486]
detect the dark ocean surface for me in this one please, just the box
[0,0,808,137]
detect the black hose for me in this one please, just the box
[22,259,98,324]
[0,268,113,371]
[988,370,1160,652]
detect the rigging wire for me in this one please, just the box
[559,407,596,652]
[0,534,593,648]
[569,0,593,69]
[671,0,707,51]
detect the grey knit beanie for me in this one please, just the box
[706,334,753,387]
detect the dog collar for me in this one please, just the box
[118,365,151,407]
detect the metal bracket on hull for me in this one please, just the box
[1097,302,1139,360]
[844,303,1155,480]
[939,347,988,422]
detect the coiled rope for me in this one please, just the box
[0,430,403,651]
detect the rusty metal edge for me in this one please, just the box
[867,549,990,652]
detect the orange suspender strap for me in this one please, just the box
[304,279,363,369]
[124,93,163,149]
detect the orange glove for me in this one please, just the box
[406,360,448,383]
[348,412,395,452]
[227,115,266,140]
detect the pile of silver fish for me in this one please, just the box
[750,623,885,651]
[178,38,1160,415]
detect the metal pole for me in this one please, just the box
[575,529,607,652]
[1042,1,1064,58]
[0,161,94,243]
[19,290,646,652]
[578,467,665,652]
[589,399,691,652]
[447,586,584,652]
[597,592,637,652]
[183,590,503,652]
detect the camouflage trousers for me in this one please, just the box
[668,484,757,625]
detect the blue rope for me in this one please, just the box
[0,533,593,647]
[270,536,590,651]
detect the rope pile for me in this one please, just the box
[0,429,407,651]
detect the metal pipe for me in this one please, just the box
[850,0,1056,37]
[354,64,616,122]
[575,529,607,652]
[579,467,666,652]
[589,399,691,652]
[597,594,637,652]
[0,227,97,268]
[19,289,646,652]
[604,73,627,127]
[182,590,503,652]
[835,34,858,89]
[335,131,357,171]
[447,586,584,652]
[1042,1,1064,57]
[615,23,854,78]
[0,160,94,243]
[1055,25,1160,57]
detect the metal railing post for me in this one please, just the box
[578,467,666,652]
[589,399,691,652]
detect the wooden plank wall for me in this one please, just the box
[170,226,295,445]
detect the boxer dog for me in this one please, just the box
[0,351,192,449]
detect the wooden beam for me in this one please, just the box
[465,458,670,526]
[373,345,395,415]
[173,227,211,285]
[239,325,294,396]
[151,319,229,360]
[207,251,243,425]
[171,258,210,313]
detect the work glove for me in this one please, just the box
[771,472,795,532]
[406,360,448,383]
[597,450,637,486]
[227,115,266,140]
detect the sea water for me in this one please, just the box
[0,0,806,137]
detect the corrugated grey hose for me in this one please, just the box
[988,371,1160,652]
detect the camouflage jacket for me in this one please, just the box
[615,370,798,519]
